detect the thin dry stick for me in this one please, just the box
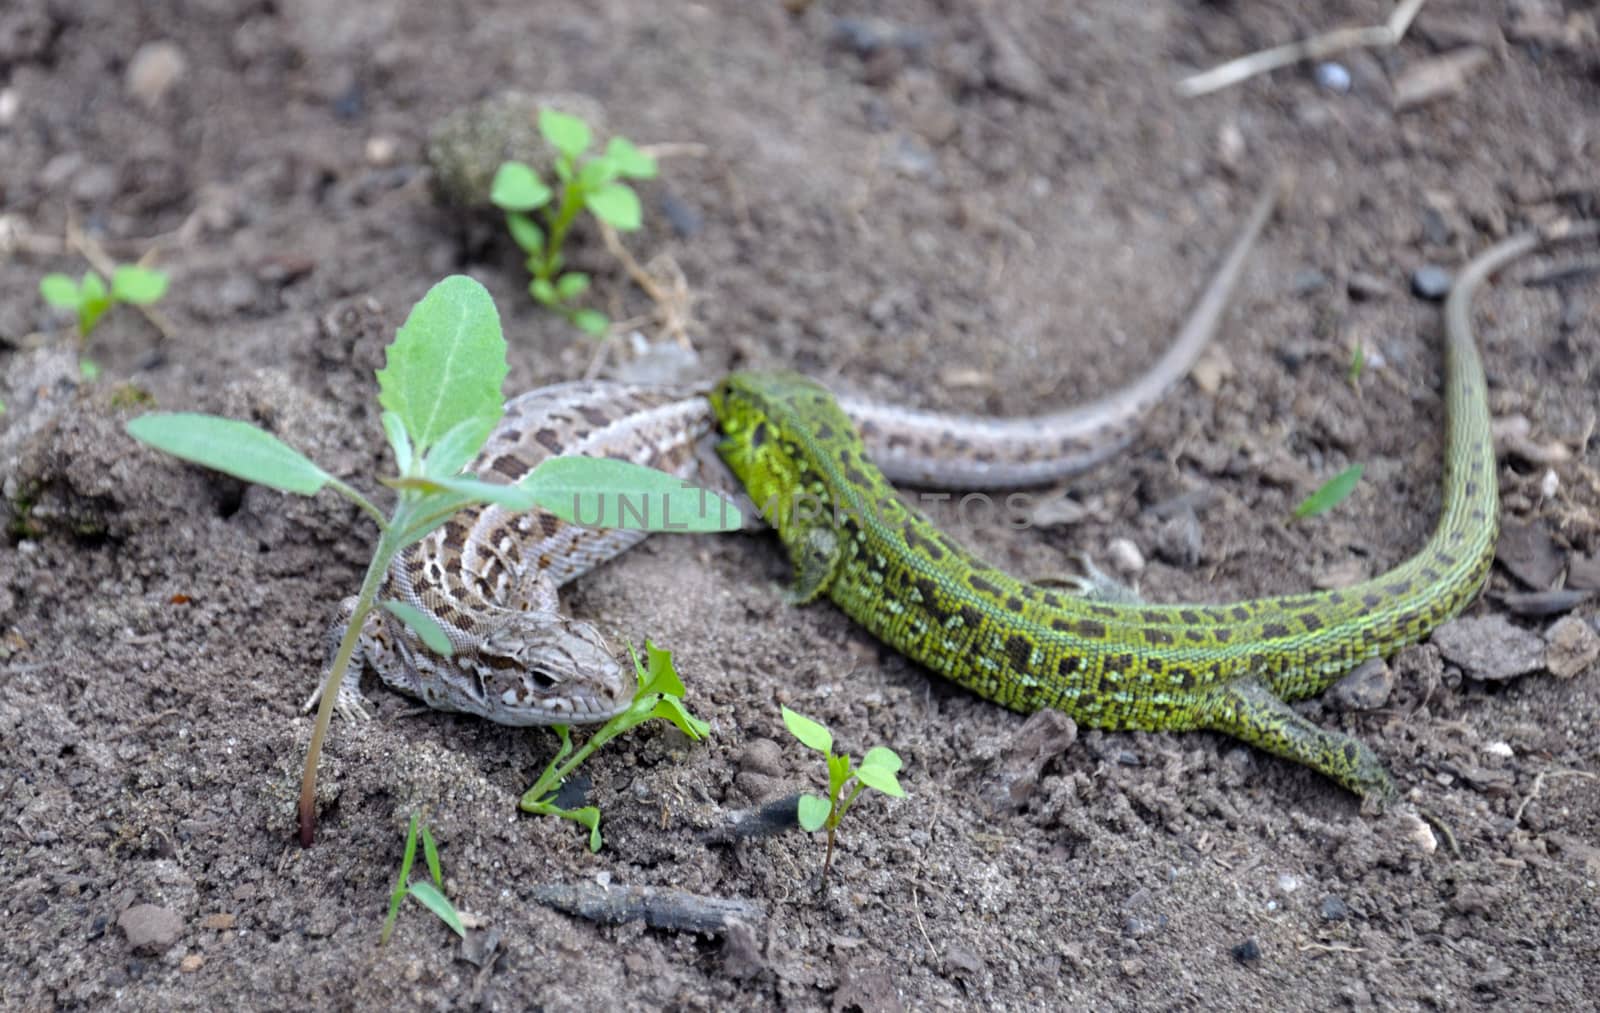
[598,221,699,349]
[1513,769,1597,826]
[1177,0,1430,97]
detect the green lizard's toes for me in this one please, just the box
[1033,552,1144,604]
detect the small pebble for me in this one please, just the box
[1231,938,1262,964]
[1320,895,1350,922]
[1411,265,1453,301]
[1108,537,1145,575]
[1482,741,1514,759]
[1545,615,1600,678]
[1314,62,1352,92]
[1346,271,1391,300]
[1399,812,1438,855]
[1540,469,1559,499]
[0,87,18,127]
[659,192,703,239]
[1291,268,1330,295]
[1495,588,1590,618]
[179,954,204,973]
[118,904,183,954]
[364,135,400,167]
[126,40,187,108]
[1328,658,1394,711]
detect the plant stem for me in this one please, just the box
[297,522,403,846]
[538,182,587,283]
[327,478,388,529]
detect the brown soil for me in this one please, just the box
[4,1,1599,1009]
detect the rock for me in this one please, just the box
[1347,271,1392,300]
[1314,62,1352,93]
[1320,895,1350,922]
[118,904,183,954]
[1327,658,1394,711]
[1493,414,1571,466]
[1544,615,1600,678]
[1107,538,1145,576]
[179,954,204,973]
[1410,265,1452,301]
[1231,938,1262,964]
[1495,521,1565,588]
[1393,47,1491,110]
[1495,588,1590,618]
[1153,507,1202,568]
[736,738,786,778]
[1432,616,1545,681]
[126,41,188,108]
[1568,552,1600,591]
[981,708,1077,810]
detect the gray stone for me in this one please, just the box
[1432,615,1544,681]
[118,904,183,954]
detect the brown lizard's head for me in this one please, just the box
[462,614,631,726]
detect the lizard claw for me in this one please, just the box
[301,679,373,722]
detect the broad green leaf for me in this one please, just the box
[126,413,334,495]
[796,794,831,832]
[576,157,619,190]
[522,456,742,532]
[376,275,507,455]
[1293,463,1364,520]
[422,414,496,479]
[421,474,538,511]
[39,273,81,308]
[854,763,906,798]
[556,272,590,299]
[649,695,709,740]
[538,108,590,160]
[420,823,444,887]
[859,746,902,775]
[605,137,657,179]
[382,600,454,656]
[781,706,833,754]
[635,640,686,698]
[381,410,413,474]
[571,309,609,336]
[80,270,107,304]
[490,161,552,212]
[406,881,466,938]
[530,277,557,305]
[506,211,545,253]
[586,182,642,230]
[111,265,169,305]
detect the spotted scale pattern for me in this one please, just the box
[711,231,1525,800]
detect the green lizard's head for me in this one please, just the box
[711,371,837,534]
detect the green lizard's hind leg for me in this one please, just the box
[1197,677,1396,804]
[1034,552,1144,604]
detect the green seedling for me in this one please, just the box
[519,642,708,851]
[1293,463,1364,519]
[1347,342,1365,387]
[781,706,906,886]
[40,265,168,337]
[124,275,741,847]
[489,107,657,337]
[381,810,465,944]
[41,264,168,380]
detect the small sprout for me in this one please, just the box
[781,706,906,887]
[520,642,709,851]
[1347,343,1365,387]
[1293,463,1364,519]
[125,275,742,847]
[40,264,168,338]
[488,106,659,338]
[381,811,466,944]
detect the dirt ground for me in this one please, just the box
[4,1,1600,1009]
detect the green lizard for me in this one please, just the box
[711,230,1566,802]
